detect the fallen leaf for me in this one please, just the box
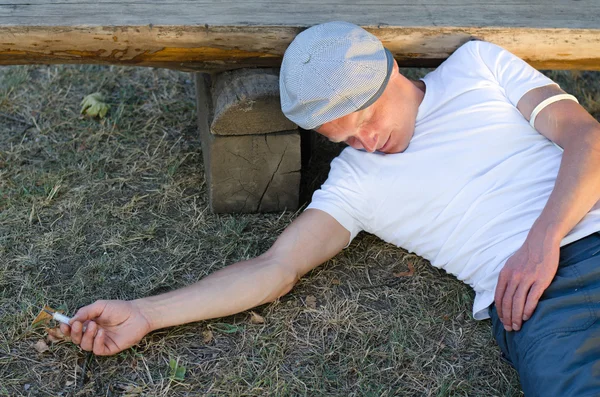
[202,330,213,344]
[46,326,69,343]
[31,305,54,327]
[249,311,265,324]
[393,261,415,278]
[169,358,186,382]
[65,380,74,387]
[33,339,49,353]
[305,295,317,309]
[80,92,110,118]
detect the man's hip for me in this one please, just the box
[489,231,600,397]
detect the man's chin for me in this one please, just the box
[379,144,408,154]
[378,136,410,154]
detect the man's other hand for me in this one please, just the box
[494,236,560,332]
[59,300,153,356]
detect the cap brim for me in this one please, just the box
[357,48,394,111]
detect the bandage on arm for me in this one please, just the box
[530,94,579,129]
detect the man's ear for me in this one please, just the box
[392,58,400,74]
[388,59,403,84]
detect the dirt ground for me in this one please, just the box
[1,64,598,396]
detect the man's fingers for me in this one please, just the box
[59,323,71,337]
[79,321,98,351]
[494,272,509,321]
[72,300,107,323]
[70,321,84,344]
[523,283,545,321]
[501,281,518,331]
[510,284,531,331]
[93,328,108,355]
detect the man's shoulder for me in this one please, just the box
[325,147,385,184]
[428,40,483,76]
[429,40,512,85]
[332,147,387,166]
[448,40,507,65]
[456,39,499,53]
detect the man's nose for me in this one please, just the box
[357,132,378,153]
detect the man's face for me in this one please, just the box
[315,103,413,154]
[314,64,419,154]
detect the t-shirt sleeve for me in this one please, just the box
[306,153,366,246]
[466,40,558,107]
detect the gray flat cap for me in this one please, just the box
[280,21,393,130]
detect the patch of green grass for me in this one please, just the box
[3,64,596,396]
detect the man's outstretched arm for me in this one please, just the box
[60,209,350,355]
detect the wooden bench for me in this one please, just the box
[1,1,599,212]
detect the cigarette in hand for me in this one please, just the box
[43,308,87,332]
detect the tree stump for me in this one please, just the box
[195,71,301,213]
[211,68,297,135]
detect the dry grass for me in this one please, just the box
[0,64,598,396]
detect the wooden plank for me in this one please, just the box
[0,26,598,71]
[0,1,598,70]
[0,1,598,28]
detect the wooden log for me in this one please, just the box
[195,73,300,213]
[211,68,296,135]
[2,1,599,70]
[0,26,599,71]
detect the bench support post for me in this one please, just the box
[195,71,301,213]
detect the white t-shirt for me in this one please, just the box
[307,40,600,320]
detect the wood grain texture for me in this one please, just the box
[196,73,300,213]
[1,1,598,28]
[0,1,599,70]
[211,69,296,135]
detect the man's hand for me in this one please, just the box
[494,236,560,332]
[59,300,152,356]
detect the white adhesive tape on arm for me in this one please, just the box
[529,94,579,129]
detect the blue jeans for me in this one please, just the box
[490,232,600,397]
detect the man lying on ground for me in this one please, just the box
[61,21,600,396]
